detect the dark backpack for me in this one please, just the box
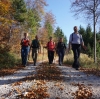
[31,39,40,48]
[72,33,81,42]
[57,42,66,49]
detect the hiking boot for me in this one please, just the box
[76,68,79,70]
[49,62,52,65]
[59,63,62,66]
[34,62,36,66]
[23,65,26,67]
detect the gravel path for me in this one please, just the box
[0,62,100,99]
[47,66,100,99]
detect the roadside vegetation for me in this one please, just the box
[64,50,100,77]
[0,52,21,69]
[64,50,94,68]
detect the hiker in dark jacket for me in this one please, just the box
[56,37,66,66]
[30,35,40,66]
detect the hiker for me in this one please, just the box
[30,35,40,66]
[68,26,86,70]
[56,37,66,66]
[20,33,30,66]
[46,37,55,65]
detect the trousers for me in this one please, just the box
[58,49,65,65]
[32,48,38,65]
[48,50,54,64]
[21,46,29,66]
[72,44,81,69]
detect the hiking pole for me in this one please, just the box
[54,45,57,64]
[28,49,30,60]
[42,46,44,64]
[54,53,55,64]
[28,53,30,60]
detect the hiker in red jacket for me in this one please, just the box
[46,37,55,65]
[20,33,30,66]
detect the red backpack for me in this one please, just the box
[21,38,29,46]
[47,41,55,51]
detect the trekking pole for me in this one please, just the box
[28,47,30,60]
[28,53,30,60]
[54,51,56,64]
[54,53,55,64]
[42,46,44,64]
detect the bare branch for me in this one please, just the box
[70,0,100,25]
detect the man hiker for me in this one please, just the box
[46,37,55,65]
[56,37,66,66]
[30,35,40,66]
[68,26,86,70]
[20,33,30,66]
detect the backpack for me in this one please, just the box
[47,41,55,50]
[21,38,29,46]
[57,42,66,49]
[31,39,40,48]
[72,33,82,42]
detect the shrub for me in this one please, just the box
[0,52,20,69]
[64,50,94,68]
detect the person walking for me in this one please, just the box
[56,37,66,66]
[68,26,86,70]
[20,33,30,66]
[30,35,40,66]
[46,37,55,65]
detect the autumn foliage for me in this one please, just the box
[0,0,13,23]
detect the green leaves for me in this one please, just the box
[54,27,67,44]
[12,0,27,22]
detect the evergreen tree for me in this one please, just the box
[79,25,93,57]
[87,43,92,57]
[96,42,100,59]
[63,36,67,45]
[45,21,53,37]
[54,27,67,44]
[25,9,41,37]
[12,0,27,22]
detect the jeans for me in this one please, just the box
[21,46,29,66]
[72,44,81,69]
[58,49,65,65]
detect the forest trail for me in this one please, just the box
[0,62,100,99]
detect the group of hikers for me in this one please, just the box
[20,26,86,70]
[20,33,66,66]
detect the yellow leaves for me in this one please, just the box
[12,81,23,86]
[59,87,64,91]
[16,80,50,99]
[80,68,100,77]
[72,83,92,99]
[35,62,62,81]
[0,17,15,25]
[0,0,15,25]
[0,0,11,16]
[14,87,22,94]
